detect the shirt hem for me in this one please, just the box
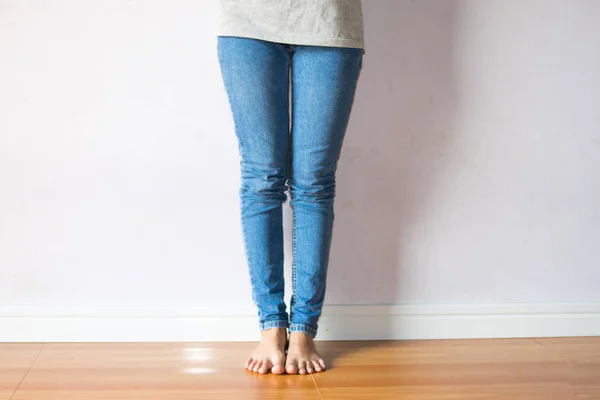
[216,29,364,51]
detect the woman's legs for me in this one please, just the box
[219,36,362,374]
[218,37,290,374]
[287,44,362,374]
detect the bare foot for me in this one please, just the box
[285,331,326,374]
[245,328,287,374]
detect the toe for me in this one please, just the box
[312,360,322,372]
[259,360,271,374]
[298,361,307,375]
[253,360,263,373]
[286,361,299,375]
[245,357,253,369]
[247,359,256,371]
[306,362,314,374]
[319,358,326,370]
[271,364,285,375]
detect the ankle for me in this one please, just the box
[260,327,288,342]
[288,331,314,345]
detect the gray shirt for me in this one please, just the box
[218,0,364,49]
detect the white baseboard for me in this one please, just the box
[1,303,599,342]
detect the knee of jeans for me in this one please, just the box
[241,167,287,202]
[290,175,336,205]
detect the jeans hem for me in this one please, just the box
[289,323,317,338]
[260,320,290,331]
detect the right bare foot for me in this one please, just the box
[245,327,287,374]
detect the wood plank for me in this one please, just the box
[316,339,563,367]
[0,391,15,400]
[18,367,317,391]
[11,389,322,400]
[537,337,600,363]
[0,344,43,391]
[319,384,569,400]
[312,362,569,387]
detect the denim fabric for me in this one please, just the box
[218,37,362,337]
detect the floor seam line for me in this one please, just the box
[311,374,324,400]
[9,342,45,400]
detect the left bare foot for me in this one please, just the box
[285,331,326,374]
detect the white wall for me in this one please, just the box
[1,0,599,341]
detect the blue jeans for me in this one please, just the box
[218,37,362,337]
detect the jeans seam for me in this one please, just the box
[291,200,297,322]
[289,51,296,326]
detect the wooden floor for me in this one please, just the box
[1,338,599,399]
